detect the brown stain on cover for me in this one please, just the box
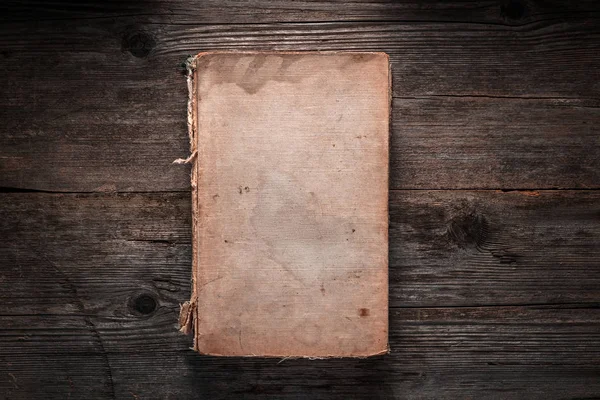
[197,52,307,95]
[180,51,390,358]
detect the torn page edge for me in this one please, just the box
[178,54,199,349]
[178,301,196,335]
[172,150,197,165]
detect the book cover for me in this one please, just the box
[179,51,390,357]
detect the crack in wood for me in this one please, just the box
[38,253,117,400]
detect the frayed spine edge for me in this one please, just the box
[178,54,199,344]
[173,55,198,165]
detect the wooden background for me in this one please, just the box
[1,0,599,398]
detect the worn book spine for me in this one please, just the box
[178,55,199,345]
[178,51,391,357]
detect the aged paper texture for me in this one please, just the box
[181,51,390,357]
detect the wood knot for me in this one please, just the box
[501,0,527,20]
[447,212,489,250]
[122,30,156,58]
[130,292,157,315]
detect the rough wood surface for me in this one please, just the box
[3,0,599,24]
[1,3,600,191]
[1,0,599,398]
[0,191,599,398]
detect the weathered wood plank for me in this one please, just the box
[1,190,598,307]
[2,16,598,99]
[1,16,600,191]
[390,189,600,306]
[2,93,598,192]
[2,191,599,309]
[393,96,600,189]
[3,0,599,25]
[4,306,598,399]
[1,191,598,398]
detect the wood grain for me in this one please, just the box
[1,1,599,398]
[0,191,598,398]
[2,0,599,24]
[1,11,599,191]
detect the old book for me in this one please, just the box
[179,51,390,357]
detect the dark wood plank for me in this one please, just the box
[1,13,600,191]
[1,191,598,398]
[390,189,600,306]
[3,0,599,24]
[393,96,600,189]
[1,190,599,309]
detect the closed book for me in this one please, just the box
[179,51,390,357]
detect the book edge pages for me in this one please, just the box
[178,51,391,358]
